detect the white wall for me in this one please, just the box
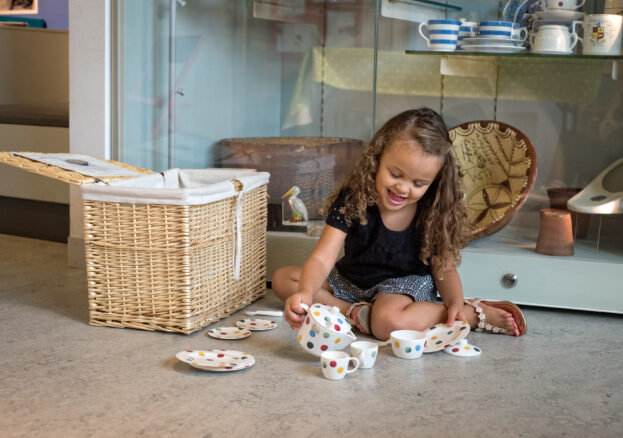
[67,0,110,266]
[0,27,69,202]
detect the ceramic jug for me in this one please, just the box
[530,24,580,54]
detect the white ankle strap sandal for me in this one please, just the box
[465,298,506,334]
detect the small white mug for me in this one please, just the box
[350,341,379,369]
[541,0,586,10]
[320,351,359,380]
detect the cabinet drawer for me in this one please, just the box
[459,250,623,313]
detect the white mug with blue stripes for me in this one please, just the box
[418,19,461,51]
[479,21,514,39]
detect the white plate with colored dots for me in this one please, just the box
[443,339,482,357]
[235,318,278,331]
[176,349,255,372]
[424,321,470,353]
[207,326,252,340]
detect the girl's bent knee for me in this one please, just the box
[370,311,405,340]
[370,307,430,340]
[270,266,300,301]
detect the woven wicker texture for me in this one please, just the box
[84,183,267,334]
[449,121,537,240]
[0,151,153,184]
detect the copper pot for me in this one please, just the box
[535,208,574,256]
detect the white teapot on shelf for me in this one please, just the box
[297,303,357,357]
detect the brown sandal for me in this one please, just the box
[465,298,527,336]
[346,302,372,335]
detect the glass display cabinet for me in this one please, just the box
[112,0,623,313]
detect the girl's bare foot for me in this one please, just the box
[464,299,520,336]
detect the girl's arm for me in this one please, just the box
[432,257,466,326]
[284,224,346,327]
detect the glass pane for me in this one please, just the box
[115,0,171,171]
[376,0,623,265]
[116,0,377,227]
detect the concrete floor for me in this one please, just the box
[1,234,622,438]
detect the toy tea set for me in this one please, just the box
[298,303,481,381]
[176,303,481,378]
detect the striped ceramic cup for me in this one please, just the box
[419,19,461,51]
[479,21,514,39]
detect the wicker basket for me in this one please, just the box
[0,152,269,334]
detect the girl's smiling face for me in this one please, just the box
[375,139,443,214]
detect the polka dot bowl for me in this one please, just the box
[390,330,427,359]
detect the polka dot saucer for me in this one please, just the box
[236,318,278,331]
[176,349,255,372]
[424,321,470,353]
[207,326,252,340]
[443,339,482,357]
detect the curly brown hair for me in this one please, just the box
[324,108,470,279]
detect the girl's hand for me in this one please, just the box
[284,293,312,330]
[445,302,466,326]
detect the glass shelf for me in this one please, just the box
[406,50,623,61]
[394,0,462,12]
[466,225,623,265]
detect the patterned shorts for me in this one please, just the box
[326,268,437,304]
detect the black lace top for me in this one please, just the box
[325,190,431,290]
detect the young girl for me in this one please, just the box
[272,108,527,340]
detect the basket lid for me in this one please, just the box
[0,151,153,185]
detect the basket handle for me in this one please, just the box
[231,179,244,280]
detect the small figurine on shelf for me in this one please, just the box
[281,185,308,227]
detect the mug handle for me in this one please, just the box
[576,0,586,8]
[518,27,528,41]
[569,31,579,51]
[418,22,431,48]
[529,33,536,47]
[571,20,582,34]
[345,357,360,374]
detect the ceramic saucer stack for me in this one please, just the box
[460,37,526,53]
[534,9,585,23]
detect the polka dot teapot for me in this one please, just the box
[297,303,357,356]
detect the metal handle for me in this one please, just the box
[502,273,518,288]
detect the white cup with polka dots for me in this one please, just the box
[390,330,427,359]
[350,340,379,369]
[320,351,359,380]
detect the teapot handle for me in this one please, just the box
[299,302,309,313]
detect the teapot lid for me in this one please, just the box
[306,303,352,334]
